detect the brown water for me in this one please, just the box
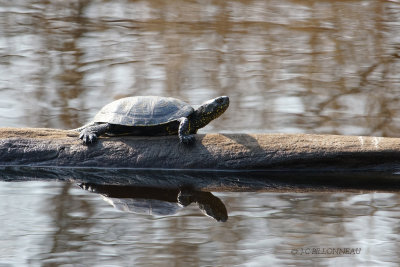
[1,0,400,266]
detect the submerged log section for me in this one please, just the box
[1,127,400,171]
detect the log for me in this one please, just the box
[1,127,400,171]
[2,127,400,191]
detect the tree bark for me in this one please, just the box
[0,127,400,171]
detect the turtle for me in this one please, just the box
[76,95,229,145]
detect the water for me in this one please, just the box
[1,0,400,266]
[2,181,400,266]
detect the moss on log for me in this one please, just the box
[0,127,400,171]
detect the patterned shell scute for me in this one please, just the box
[93,96,194,126]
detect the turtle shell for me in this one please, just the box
[93,96,194,126]
[102,196,182,216]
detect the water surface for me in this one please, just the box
[2,181,400,266]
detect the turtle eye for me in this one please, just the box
[216,98,224,104]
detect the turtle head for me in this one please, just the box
[191,96,229,130]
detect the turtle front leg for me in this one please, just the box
[79,123,111,145]
[178,117,195,144]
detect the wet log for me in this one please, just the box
[1,127,400,171]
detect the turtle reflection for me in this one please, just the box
[79,184,228,222]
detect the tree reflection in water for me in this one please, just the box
[0,1,399,138]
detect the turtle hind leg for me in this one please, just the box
[79,123,111,145]
[71,122,96,132]
[178,117,195,144]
